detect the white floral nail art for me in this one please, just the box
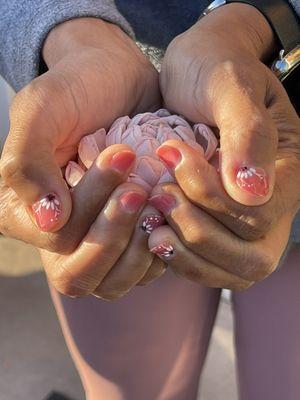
[32,194,61,228]
[150,244,175,259]
[141,215,164,234]
[236,166,268,197]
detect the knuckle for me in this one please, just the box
[186,179,216,207]
[183,223,209,248]
[51,272,90,298]
[173,264,204,283]
[0,156,28,186]
[241,254,275,282]
[235,209,273,240]
[50,264,97,298]
[43,232,79,255]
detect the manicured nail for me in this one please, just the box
[156,145,182,169]
[32,193,62,231]
[120,191,145,213]
[110,151,136,174]
[148,193,176,215]
[150,244,175,259]
[236,166,269,197]
[140,214,164,235]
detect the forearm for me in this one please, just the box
[0,0,133,91]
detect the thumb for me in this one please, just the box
[212,71,277,206]
[0,83,73,232]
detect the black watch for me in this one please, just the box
[199,0,300,112]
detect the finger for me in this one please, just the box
[149,184,272,280]
[137,256,166,286]
[94,206,164,300]
[148,226,252,291]
[0,145,136,253]
[155,139,292,240]
[0,75,76,232]
[41,183,147,297]
[208,62,277,205]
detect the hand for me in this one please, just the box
[160,3,300,240]
[37,145,165,299]
[148,177,291,291]
[155,4,300,287]
[0,17,160,253]
[161,3,300,209]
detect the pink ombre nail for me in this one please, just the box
[236,166,269,197]
[140,214,164,235]
[120,192,145,213]
[110,151,136,174]
[156,145,182,169]
[150,244,175,259]
[32,193,62,231]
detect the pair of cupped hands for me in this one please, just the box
[1,4,300,300]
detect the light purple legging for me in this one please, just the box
[50,244,300,400]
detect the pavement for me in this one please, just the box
[0,236,238,400]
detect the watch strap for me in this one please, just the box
[227,0,300,53]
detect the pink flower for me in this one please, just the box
[65,109,218,191]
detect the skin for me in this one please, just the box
[0,18,165,299]
[0,6,299,298]
[151,4,300,289]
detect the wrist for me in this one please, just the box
[43,17,133,68]
[196,3,279,61]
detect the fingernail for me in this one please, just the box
[148,194,176,215]
[32,193,62,231]
[140,214,164,235]
[150,244,175,259]
[156,145,182,169]
[236,166,269,197]
[120,191,145,213]
[110,151,135,174]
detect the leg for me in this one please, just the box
[232,244,300,400]
[50,270,221,400]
